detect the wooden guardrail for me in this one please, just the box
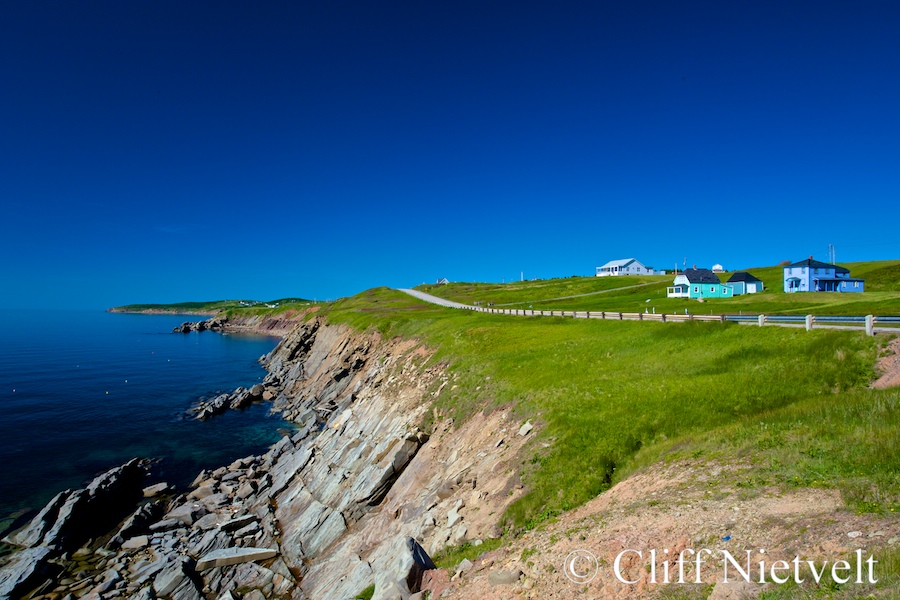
[468,305,878,335]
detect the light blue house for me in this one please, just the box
[783,258,865,293]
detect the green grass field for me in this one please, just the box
[323,287,898,532]
[416,260,900,316]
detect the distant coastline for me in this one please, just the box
[106,307,220,315]
[107,297,312,317]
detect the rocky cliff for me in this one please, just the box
[173,311,315,338]
[0,317,533,600]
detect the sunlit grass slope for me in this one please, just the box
[324,288,895,530]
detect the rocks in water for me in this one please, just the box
[188,382,273,420]
[0,318,516,600]
[2,490,69,548]
[195,547,278,572]
[0,459,147,600]
[173,316,227,333]
[6,458,147,553]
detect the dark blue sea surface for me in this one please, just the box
[0,310,286,519]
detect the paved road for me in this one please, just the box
[397,288,473,309]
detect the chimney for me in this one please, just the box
[809,255,813,260]
[693,264,697,269]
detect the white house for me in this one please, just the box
[596,258,653,277]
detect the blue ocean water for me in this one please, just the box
[0,310,286,520]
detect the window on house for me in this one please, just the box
[855,281,859,288]
[710,287,715,293]
[693,286,698,293]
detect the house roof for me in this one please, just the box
[599,258,641,269]
[681,268,721,284]
[727,272,762,283]
[787,258,849,274]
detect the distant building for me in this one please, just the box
[783,258,864,293]
[667,268,734,299]
[436,278,450,285]
[711,263,725,273]
[726,272,764,295]
[596,258,654,277]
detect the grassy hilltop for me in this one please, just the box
[416,259,900,316]
[323,287,898,529]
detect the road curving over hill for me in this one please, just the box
[398,288,474,310]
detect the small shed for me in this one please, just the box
[726,272,764,295]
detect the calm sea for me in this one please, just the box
[0,310,287,522]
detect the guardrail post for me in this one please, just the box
[805,315,814,331]
[866,315,875,336]
[758,314,766,327]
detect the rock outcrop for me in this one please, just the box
[0,459,148,599]
[174,316,227,333]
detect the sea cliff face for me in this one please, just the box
[0,316,531,600]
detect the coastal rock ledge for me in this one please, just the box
[0,317,530,600]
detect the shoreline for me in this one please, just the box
[106,308,221,316]
[0,315,501,599]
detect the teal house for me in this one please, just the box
[667,268,734,299]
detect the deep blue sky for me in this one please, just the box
[3,1,899,309]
